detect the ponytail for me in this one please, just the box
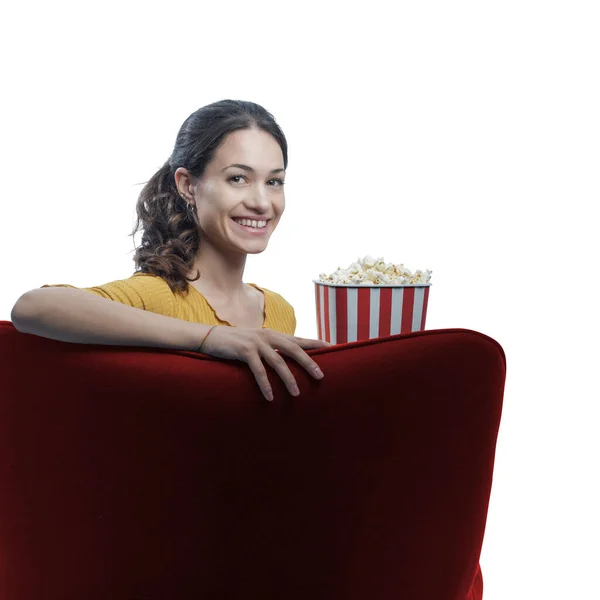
[129,160,201,295]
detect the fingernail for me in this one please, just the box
[266,391,274,401]
[292,384,300,396]
[313,367,324,379]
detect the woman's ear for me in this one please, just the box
[174,167,194,199]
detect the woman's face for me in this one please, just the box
[182,127,286,254]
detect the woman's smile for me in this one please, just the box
[230,217,271,236]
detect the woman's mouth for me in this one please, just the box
[231,217,270,236]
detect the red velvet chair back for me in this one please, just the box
[0,322,505,599]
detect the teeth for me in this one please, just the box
[233,218,267,229]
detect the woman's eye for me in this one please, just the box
[229,175,285,187]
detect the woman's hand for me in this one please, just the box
[200,326,331,401]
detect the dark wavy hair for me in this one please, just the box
[128,99,288,296]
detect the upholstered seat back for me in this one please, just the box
[0,322,505,600]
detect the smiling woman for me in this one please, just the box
[11,99,332,403]
[132,100,289,301]
[39,99,292,326]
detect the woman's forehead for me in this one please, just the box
[211,129,284,168]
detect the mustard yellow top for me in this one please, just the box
[41,272,296,335]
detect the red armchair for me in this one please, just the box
[0,321,505,600]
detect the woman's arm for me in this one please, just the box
[11,287,209,351]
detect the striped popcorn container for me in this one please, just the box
[313,281,432,345]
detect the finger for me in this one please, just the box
[273,331,329,349]
[274,338,326,380]
[260,345,300,397]
[245,352,274,401]
[293,336,331,349]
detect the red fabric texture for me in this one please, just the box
[0,321,505,600]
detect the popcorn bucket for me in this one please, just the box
[313,281,432,345]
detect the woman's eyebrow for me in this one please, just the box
[222,163,285,174]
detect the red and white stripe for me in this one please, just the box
[314,282,431,344]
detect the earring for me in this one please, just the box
[180,193,195,211]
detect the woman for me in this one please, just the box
[11,99,330,402]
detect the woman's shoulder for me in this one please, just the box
[129,271,173,288]
[41,272,176,317]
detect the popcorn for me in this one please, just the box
[318,255,432,286]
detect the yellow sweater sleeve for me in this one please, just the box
[40,273,176,318]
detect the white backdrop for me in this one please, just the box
[1,1,599,598]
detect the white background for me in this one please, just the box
[1,1,599,597]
